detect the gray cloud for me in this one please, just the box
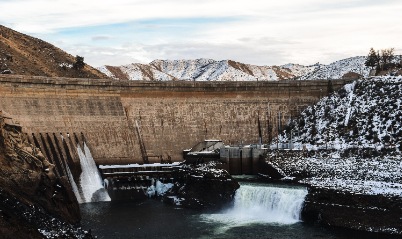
[5,0,400,67]
[91,35,113,41]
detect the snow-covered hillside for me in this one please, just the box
[297,56,371,80]
[151,59,253,81]
[99,59,296,81]
[280,63,318,78]
[269,76,402,196]
[98,64,174,81]
[99,56,402,81]
[278,76,402,151]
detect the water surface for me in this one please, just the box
[80,183,396,239]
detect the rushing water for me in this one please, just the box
[80,182,394,239]
[202,184,307,226]
[66,163,83,204]
[78,143,111,203]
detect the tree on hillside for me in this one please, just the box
[365,48,380,68]
[73,55,85,70]
[380,48,395,67]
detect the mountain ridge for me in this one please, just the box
[99,56,388,81]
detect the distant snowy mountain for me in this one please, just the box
[98,63,174,81]
[98,56,401,81]
[99,59,297,81]
[297,56,371,80]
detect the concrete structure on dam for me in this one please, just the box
[0,75,351,166]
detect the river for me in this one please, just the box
[80,182,395,239]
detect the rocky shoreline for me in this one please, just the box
[264,150,402,236]
[0,111,93,238]
[302,187,402,235]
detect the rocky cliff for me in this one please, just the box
[0,110,91,238]
[164,162,240,209]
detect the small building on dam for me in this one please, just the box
[183,140,269,175]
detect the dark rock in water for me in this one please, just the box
[91,188,111,202]
[164,162,240,209]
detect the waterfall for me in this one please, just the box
[78,143,111,203]
[231,185,308,224]
[66,164,83,204]
[202,184,308,226]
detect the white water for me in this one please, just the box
[78,143,111,203]
[66,164,83,204]
[147,180,174,197]
[202,184,308,226]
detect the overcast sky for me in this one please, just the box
[1,0,401,67]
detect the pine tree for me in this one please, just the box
[365,48,380,68]
[73,55,85,70]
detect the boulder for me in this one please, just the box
[164,162,240,209]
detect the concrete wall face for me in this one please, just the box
[0,75,351,164]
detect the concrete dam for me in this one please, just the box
[0,75,351,167]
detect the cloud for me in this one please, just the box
[91,35,113,41]
[0,0,401,66]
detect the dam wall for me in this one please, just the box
[0,75,351,164]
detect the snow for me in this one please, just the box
[272,153,402,196]
[147,180,174,197]
[271,76,402,196]
[99,162,181,169]
[297,56,370,80]
[277,76,402,151]
[97,65,115,78]
[98,55,402,81]
[58,62,73,69]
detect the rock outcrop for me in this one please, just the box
[0,110,90,238]
[303,187,402,235]
[164,162,240,209]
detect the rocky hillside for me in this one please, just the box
[0,111,92,238]
[266,76,402,235]
[99,56,402,81]
[269,75,402,205]
[278,75,402,152]
[0,25,106,78]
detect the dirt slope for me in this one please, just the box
[0,25,106,78]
